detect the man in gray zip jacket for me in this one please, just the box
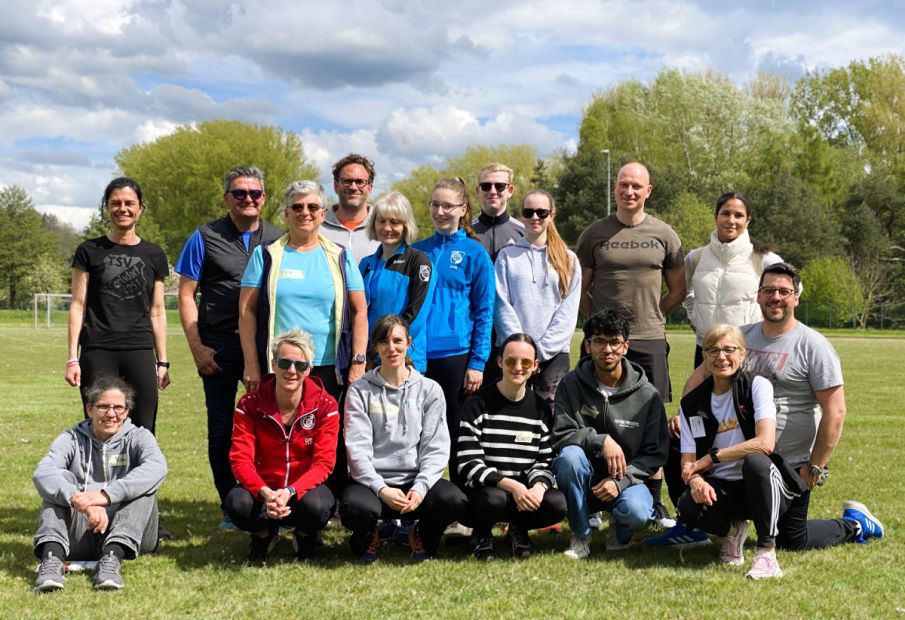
[552,309,668,558]
[32,376,167,592]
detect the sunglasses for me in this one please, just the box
[503,356,535,370]
[289,202,323,214]
[274,358,312,372]
[479,182,510,193]
[521,208,550,219]
[228,189,264,201]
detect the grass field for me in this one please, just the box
[1,326,902,619]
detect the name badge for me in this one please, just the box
[689,416,706,438]
[514,431,533,444]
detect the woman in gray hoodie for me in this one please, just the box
[32,376,167,592]
[341,314,466,563]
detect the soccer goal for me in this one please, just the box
[33,292,180,328]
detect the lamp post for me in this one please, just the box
[602,149,611,216]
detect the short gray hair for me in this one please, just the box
[271,327,315,363]
[283,180,327,214]
[223,166,265,193]
[367,191,418,245]
[84,376,136,411]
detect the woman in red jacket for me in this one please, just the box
[227,327,340,564]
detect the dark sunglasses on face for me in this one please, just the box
[229,189,264,201]
[274,358,312,372]
[290,202,323,214]
[479,182,510,193]
[503,356,535,370]
[521,208,550,219]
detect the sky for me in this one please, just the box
[2,0,904,232]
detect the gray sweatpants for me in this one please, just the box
[33,491,159,561]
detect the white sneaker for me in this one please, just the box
[720,520,749,566]
[588,513,604,530]
[443,521,472,539]
[605,514,631,551]
[745,551,783,580]
[563,534,591,559]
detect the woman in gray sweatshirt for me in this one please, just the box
[341,314,466,563]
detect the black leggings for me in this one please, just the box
[79,348,159,434]
[426,354,469,486]
[461,486,567,537]
[224,484,335,536]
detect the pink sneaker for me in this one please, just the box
[720,520,749,566]
[745,551,783,580]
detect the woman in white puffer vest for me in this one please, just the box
[683,192,782,367]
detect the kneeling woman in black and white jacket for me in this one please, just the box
[458,333,567,560]
[676,323,795,581]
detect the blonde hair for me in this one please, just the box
[271,327,315,363]
[478,162,514,184]
[367,191,418,245]
[432,178,479,241]
[523,189,573,296]
[702,324,747,353]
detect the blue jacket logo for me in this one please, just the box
[450,251,464,265]
[419,265,431,282]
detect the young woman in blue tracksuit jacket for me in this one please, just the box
[413,177,494,486]
[359,191,436,372]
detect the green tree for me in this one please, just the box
[115,119,317,259]
[390,144,538,239]
[800,256,862,327]
[660,192,713,252]
[0,186,59,306]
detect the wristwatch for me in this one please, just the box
[708,447,720,464]
[286,485,297,498]
[807,462,823,477]
[351,354,366,364]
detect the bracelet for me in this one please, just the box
[66,359,80,367]
[156,361,170,368]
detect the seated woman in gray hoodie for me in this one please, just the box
[341,314,466,563]
[32,376,167,592]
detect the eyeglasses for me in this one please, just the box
[503,357,535,370]
[429,201,465,211]
[479,182,510,193]
[521,208,550,219]
[339,177,370,188]
[289,202,323,214]
[704,346,740,357]
[93,403,127,415]
[758,286,796,299]
[274,358,312,372]
[589,337,626,350]
[229,189,264,201]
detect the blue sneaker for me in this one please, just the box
[842,500,884,543]
[644,522,711,548]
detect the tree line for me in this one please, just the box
[4,56,903,327]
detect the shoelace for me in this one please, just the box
[97,553,119,574]
[39,557,64,576]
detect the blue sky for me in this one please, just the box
[1,0,904,231]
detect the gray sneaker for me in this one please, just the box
[34,553,65,592]
[94,551,123,590]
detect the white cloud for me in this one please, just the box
[37,204,97,232]
[133,119,183,145]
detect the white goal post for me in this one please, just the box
[33,292,180,329]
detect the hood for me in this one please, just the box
[74,416,137,446]
[574,356,649,397]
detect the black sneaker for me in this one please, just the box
[34,553,65,592]
[94,551,123,590]
[245,533,277,565]
[472,535,496,561]
[292,531,317,561]
[508,524,533,559]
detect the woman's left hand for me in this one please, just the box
[400,490,423,514]
[348,363,365,384]
[690,476,717,506]
[157,366,170,390]
[463,369,483,394]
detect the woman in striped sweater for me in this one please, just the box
[457,333,567,560]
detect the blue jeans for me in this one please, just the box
[553,445,653,542]
[199,343,244,508]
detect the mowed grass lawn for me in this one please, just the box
[0,325,902,619]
